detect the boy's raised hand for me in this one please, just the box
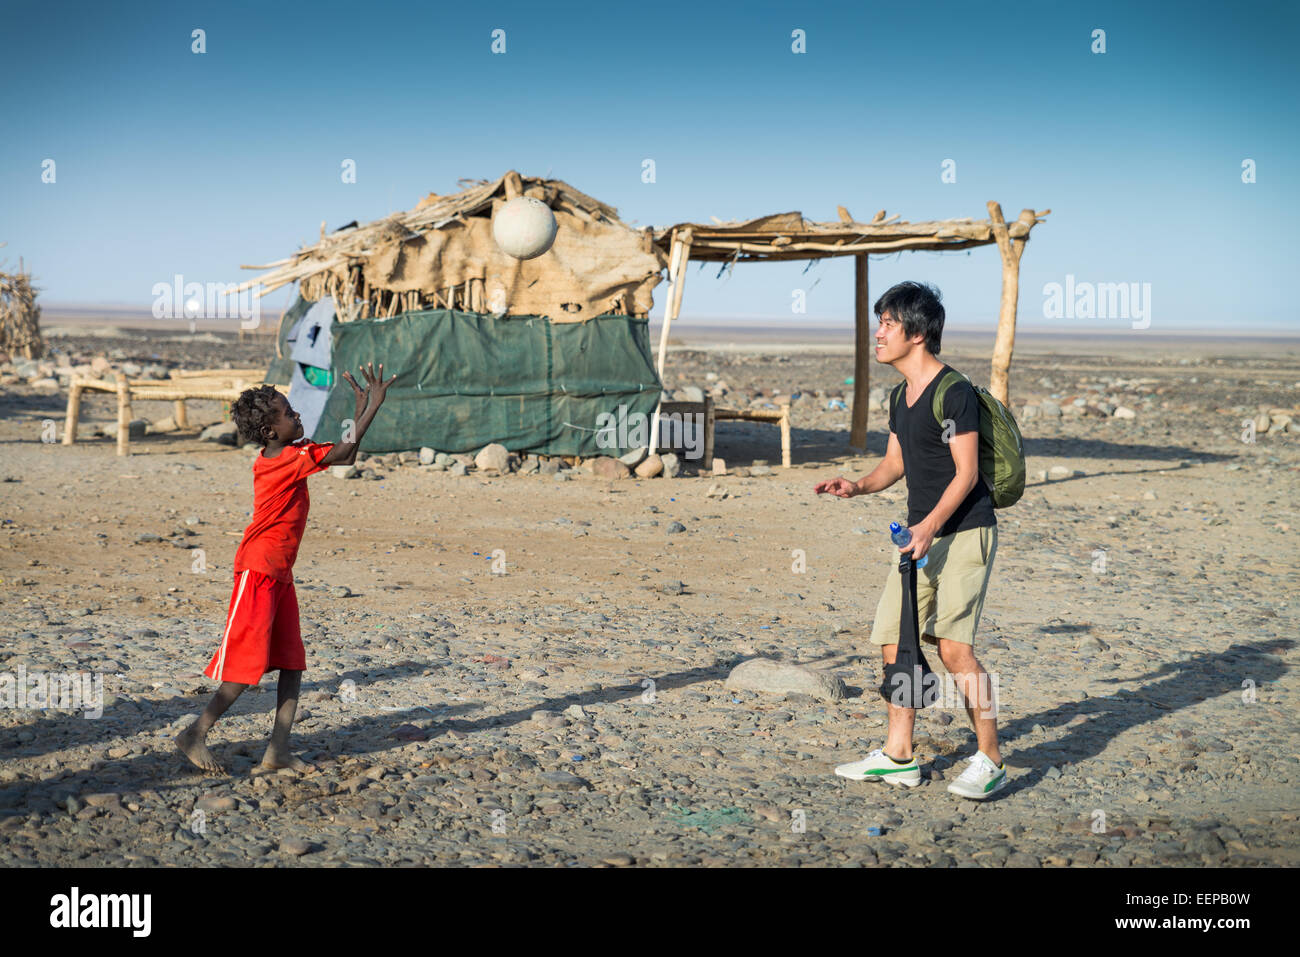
[358,361,397,406]
[340,369,368,418]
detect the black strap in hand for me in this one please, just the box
[879,554,939,709]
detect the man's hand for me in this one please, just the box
[814,477,858,498]
[902,521,936,561]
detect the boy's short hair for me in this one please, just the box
[231,385,281,446]
[874,281,945,355]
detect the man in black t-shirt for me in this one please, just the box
[815,281,1007,800]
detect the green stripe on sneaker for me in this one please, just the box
[983,770,1006,792]
[870,766,915,775]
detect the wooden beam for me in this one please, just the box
[850,254,871,451]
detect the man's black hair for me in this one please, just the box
[874,281,945,356]
[230,384,281,446]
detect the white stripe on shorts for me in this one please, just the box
[214,570,251,682]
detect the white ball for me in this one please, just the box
[492,196,558,260]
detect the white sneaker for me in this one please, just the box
[946,751,1008,799]
[834,748,921,788]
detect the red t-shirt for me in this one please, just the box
[233,440,334,583]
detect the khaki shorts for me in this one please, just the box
[870,524,997,648]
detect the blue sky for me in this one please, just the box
[1,0,1296,331]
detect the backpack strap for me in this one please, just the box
[930,369,969,427]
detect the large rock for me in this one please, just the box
[724,658,847,702]
[1039,401,1062,418]
[200,421,239,446]
[619,447,647,468]
[635,454,663,478]
[679,386,705,403]
[660,452,681,478]
[475,443,510,472]
[590,457,630,480]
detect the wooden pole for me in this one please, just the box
[849,253,871,450]
[62,378,82,445]
[116,373,132,456]
[649,230,691,456]
[988,202,1033,408]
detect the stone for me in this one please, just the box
[475,443,510,473]
[200,421,239,445]
[330,465,358,479]
[329,586,352,598]
[712,458,727,476]
[590,457,630,480]
[538,770,590,791]
[679,386,705,403]
[1039,401,1062,418]
[196,794,237,812]
[635,454,663,479]
[419,447,436,465]
[279,837,313,857]
[150,416,177,433]
[619,447,647,468]
[659,580,685,595]
[1047,465,1073,480]
[449,461,468,477]
[661,453,681,478]
[1021,404,1039,420]
[1112,406,1136,419]
[434,452,452,466]
[666,521,686,534]
[724,658,847,702]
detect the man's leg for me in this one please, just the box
[881,643,916,761]
[261,669,313,771]
[937,639,1001,765]
[175,681,248,773]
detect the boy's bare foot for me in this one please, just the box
[174,724,225,774]
[259,745,315,773]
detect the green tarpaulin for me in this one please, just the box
[271,306,663,456]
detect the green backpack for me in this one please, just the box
[891,369,1026,508]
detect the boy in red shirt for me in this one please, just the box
[175,362,396,774]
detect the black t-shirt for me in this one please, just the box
[888,364,996,537]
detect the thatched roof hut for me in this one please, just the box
[236,170,667,324]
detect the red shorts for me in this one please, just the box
[204,570,305,684]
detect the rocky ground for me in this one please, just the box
[1,325,1298,867]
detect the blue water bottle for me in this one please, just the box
[889,521,927,568]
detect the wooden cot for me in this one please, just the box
[658,396,792,470]
[63,368,267,456]
[712,400,792,469]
